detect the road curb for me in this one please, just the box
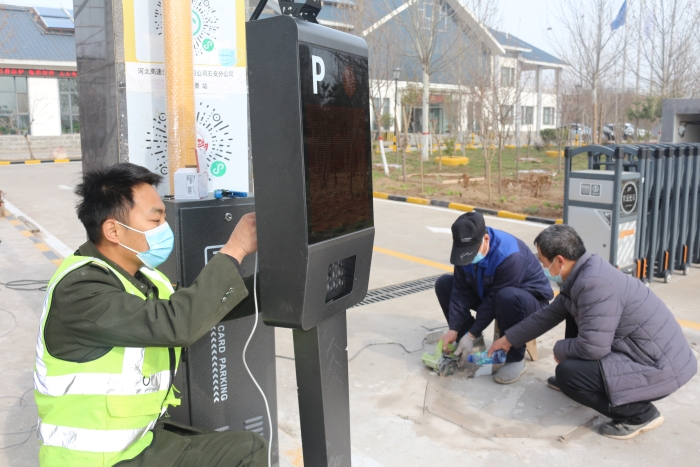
[0,158,81,165]
[373,191,563,225]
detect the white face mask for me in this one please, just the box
[116,221,174,269]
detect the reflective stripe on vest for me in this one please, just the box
[35,255,179,465]
[38,418,159,453]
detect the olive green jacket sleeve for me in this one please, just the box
[46,251,249,359]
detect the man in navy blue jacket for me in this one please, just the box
[435,212,553,383]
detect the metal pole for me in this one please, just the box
[293,311,351,467]
[610,147,623,266]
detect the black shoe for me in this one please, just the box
[599,408,664,440]
[547,376,560,391]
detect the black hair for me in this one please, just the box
[75,163,162,244]
[534,225,586,261]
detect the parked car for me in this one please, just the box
[565,123,592,143]
[603,124,616,141]
[604,123,646,141]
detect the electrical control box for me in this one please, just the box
[247,15,374,330]
[158,196,278,465]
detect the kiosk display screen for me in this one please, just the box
[299,43,374,244]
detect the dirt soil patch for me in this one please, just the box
[372,146,592,219]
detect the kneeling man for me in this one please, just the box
[435,212,554,383]
[491,225,697,439]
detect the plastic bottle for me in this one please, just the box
[467,350,507,365]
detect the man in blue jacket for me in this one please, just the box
[435,212,553,383]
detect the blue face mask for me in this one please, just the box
[543,260,563,283]
[116,221,174,270]
[472,238,488,264]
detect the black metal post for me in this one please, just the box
[293,311,351,467]
[563,146,572,224]
[610,147,623,266]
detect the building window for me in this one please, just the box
[543,107,555,125]
[59,79,80,133]
[521,106,534,125]
[0,77,30,134]
[499,105,513,124]
[500,67,515,87]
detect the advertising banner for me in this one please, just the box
[121,0,248,193]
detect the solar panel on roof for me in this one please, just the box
[323,0,356,5]
[34,7,69,18]
[43,17,75,29]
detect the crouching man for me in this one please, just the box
[435,212,554,384]
[490,225,697,439]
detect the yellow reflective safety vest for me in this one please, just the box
[34,255,181,467]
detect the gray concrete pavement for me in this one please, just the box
[1,163,699,466]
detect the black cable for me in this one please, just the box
[249,0,269,21]
[0,425,36,451]
[0,388,37,451]
[275,338,427,363]
[0,308,17,339]
[0,280,49,291]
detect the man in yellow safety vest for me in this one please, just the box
[34,163,267,467]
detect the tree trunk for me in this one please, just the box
[377,123,390,176]
[420,153,424,194]
[497,140,502,194]
[421,69,430,162]
[402,105,410,182]
[485,154,492,204]
[515,142,521,181]
[24,133,35,160]
[592,84,598,144]
[434,132,442,171]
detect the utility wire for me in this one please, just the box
[275,338,427,363]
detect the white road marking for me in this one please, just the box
[3,199,74,258]
[427,226,452,234]
[58,185,73,190]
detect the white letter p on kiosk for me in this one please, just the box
[312,55,325,94]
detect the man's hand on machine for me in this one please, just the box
[453,333,476,367]
[219,213,258,264]
[440,330,459,352]
[488,335,512,357]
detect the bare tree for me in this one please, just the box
[639,0,700,97]
[548,0,623,144]
[371,0,470,162]
[1,97,53,160]
[343,0,403,176]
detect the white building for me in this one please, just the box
[0,4,80,150]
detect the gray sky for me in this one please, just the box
[7,0,568,58]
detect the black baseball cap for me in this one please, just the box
[450,212,486,265]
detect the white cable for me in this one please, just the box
[242,252,273,466]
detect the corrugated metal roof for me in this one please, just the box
[0,5,76,62]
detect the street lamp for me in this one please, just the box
[393,68,401,155]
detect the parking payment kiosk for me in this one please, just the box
[247,11,374,467]
[564,147,641,274]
